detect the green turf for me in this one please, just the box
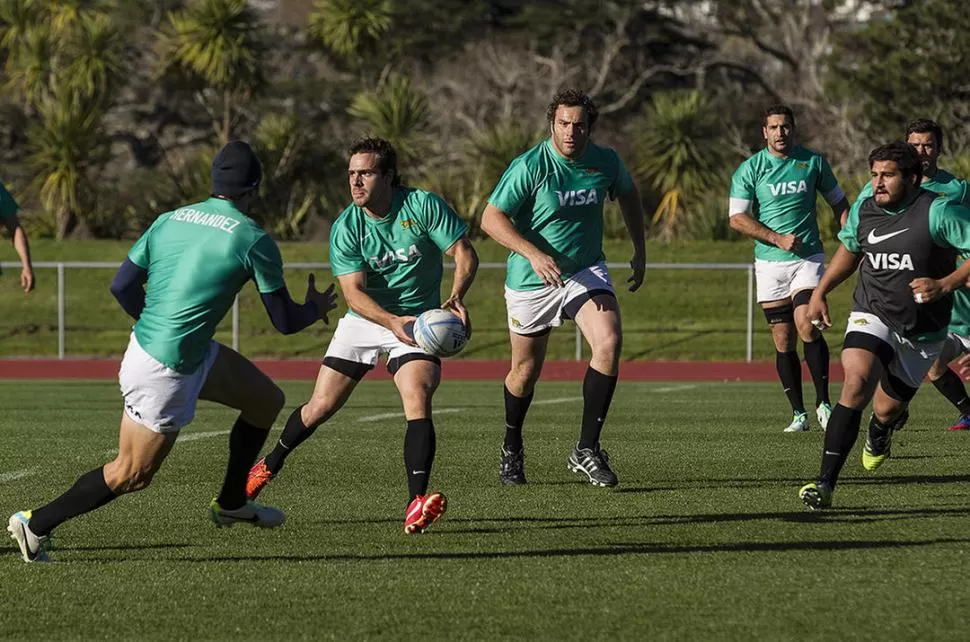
[0,239,859,361]
[2,380,970,639]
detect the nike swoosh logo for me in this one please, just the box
[405,504,423,521]
[824,450,839,456]
[224,513,259,523]
[867,228,909,244]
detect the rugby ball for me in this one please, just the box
[413,309,468,357]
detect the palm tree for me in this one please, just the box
[306,0,393,61]
[156,0,265,144]
[26,93,103,238]
[347,73,431,167]
[63,10,124,102]
[631,90,741,240]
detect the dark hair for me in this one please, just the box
[868,141,923,182]
[349,137,400,186]
[546,89,598,130]
[905,118,944,152]
[763,104,795,128]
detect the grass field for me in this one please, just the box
[0,239,860,361]
[2,379,970,640]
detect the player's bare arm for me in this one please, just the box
[442,236,478,338]
[617,185,646,292]
[2,214,34,293]
[729,212,800,251]
[808,244,861,329]
[336,270,417,346]
[481,203,563,287]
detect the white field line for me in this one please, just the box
[101,429,233,457]
[0,468,36,483]
[358,407,464,423]
[355,385,698,423]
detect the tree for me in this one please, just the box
[156,0,265,144]
[827,0,970,144]
[347,73,431,168]
[0,1,124,238]
[631,90,741,239]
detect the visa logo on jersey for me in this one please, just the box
[768,180,808,196]
[368,245,423,269]
[865,252,914,271]
[556,189,599,207]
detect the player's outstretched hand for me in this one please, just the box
[807,293,831,331]
[442,296,472,341]
[305,273,338,324]
[389,315,419,347]
[528,252,563,288]
[628,250,645,292]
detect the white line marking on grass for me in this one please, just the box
[354,386,697,423]
[101,429,233,456]
[533,396,583,406]
[651,384,698,393]
[358,407,464,423]
[0,468,35,483]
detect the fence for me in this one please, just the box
[1,261,757,361]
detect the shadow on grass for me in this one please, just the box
[180,536,970,563]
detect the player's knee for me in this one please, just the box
[839,371,873,406]
[304,395,338,427]
[590,330,622,361]
[510,359,542,387]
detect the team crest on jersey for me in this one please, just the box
[400,219,417,230]
[795,162,809,169]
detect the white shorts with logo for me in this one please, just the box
[118,332,219,434]
[755,253,824,303]
[504,261,615,335]
[844,311,944,390]
[324,314,433,369]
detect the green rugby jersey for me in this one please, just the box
[853,168,970,336]
[487,139,634,291]
[329,187,467,317]
[729,146,842,261]
[841,192,970,341]
[0,182,19,218]
[128,197,286,373]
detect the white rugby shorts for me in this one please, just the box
[844,311,944,390]
[324,314,432,366]
[118,332,219,433]
[505,261,615,335]
[755,253,824,303]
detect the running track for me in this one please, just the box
[0,359,845,381]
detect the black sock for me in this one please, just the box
[503,386,533,453]
[29,467,117,536]
[404,418,436,501]
[264,405,317,474]
[578,366,619,450]
[217,417,269,510]
[804,336,831,407]
[776,351,806,414]
[933,369,970,415]
[818,404,863,487]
